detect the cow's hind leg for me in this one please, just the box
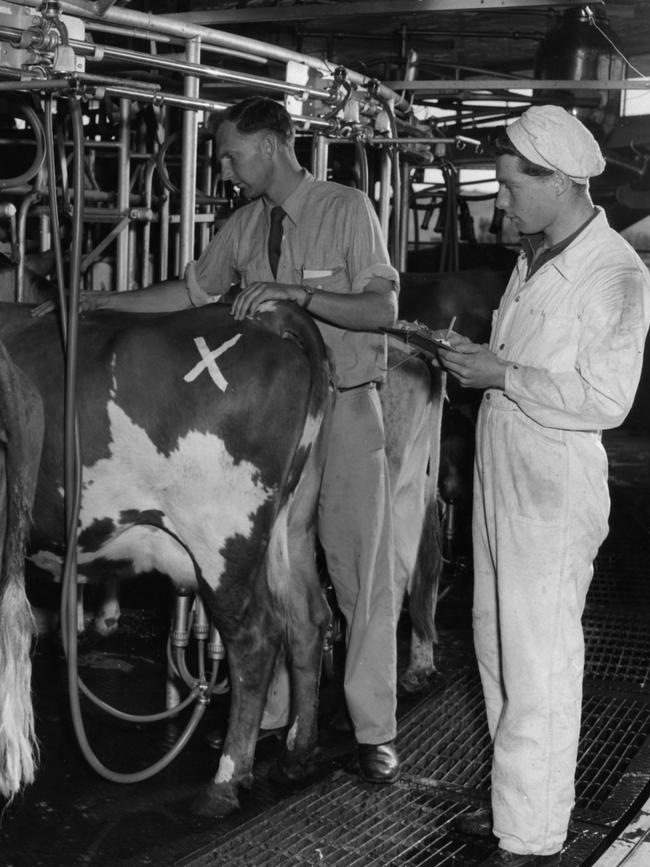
[0,357,43,801]
[192,598,284,818]
[273,531,330,784]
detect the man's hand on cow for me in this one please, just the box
[437,333,509,390]
[231,281,305,321]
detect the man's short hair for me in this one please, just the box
[211,97,294,145]
[490,130,555,180]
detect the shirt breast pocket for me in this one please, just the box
[524,309,580,367]
[302,265,349,294]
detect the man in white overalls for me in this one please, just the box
[438,105,650,867]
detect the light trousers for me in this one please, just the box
[318,384,397,745]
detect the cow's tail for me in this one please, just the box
[264,306,335,617]
[408,370,446,647]
[0,342,43,802]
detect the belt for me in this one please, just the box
[337,381,375,393]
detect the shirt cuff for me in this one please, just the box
[504,361,521,397]
[351,263,400,294]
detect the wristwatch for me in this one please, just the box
[302,284,316,309]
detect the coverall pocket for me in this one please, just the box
[503,414,567,525]
[523,309,580,369]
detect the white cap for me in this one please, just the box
[506,105,606,184]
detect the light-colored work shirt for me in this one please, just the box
[187,170,399,389]
[493,208,650,431]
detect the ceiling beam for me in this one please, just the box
[162,0,601,26]
[386,78,650,92]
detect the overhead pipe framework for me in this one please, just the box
[0,0,482,278]
[12,0,412,114]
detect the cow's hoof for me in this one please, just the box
[269,751,320,787]
[397,668,436,696]
[92,616,120,637]
[190,782,239,818]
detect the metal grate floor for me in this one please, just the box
[177,431,650,867]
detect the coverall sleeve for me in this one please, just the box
[505,264,650,430]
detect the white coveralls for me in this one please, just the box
[473,209,650,856]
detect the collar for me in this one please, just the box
[263,169,314,226]
[520,207,603,280]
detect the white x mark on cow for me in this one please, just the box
[184,334,242,391]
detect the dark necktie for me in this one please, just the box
[268,206,285,280]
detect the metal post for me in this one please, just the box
[116,98,130,292]
[198,134,212,251]
[312,134,329,181]
[398,158,411,272]
[178,35,200,275]
[379,150,392,244]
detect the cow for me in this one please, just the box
[0,337,44,802]
[0,250,57,305]
[399,268,508,552]
[0,299,335,817]
[72,268,504,698]
[381,340,445,695]
[381,268,508,691]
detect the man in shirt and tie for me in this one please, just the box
[75,96,402,784]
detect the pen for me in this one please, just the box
[446,316,456,339]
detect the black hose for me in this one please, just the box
[58,96,212,783]
[156,129,227,205]
[44,96,68,340]
[0,98,46,190]
[354,139,369,195]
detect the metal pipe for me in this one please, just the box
[12,0,410,112]
[116,98,130,292]
[94,83,334,130]
[398,159,410,273]
[387,78,650,92]
[311,135,329,182]
[141,158,156,287]
[198,135,212,252]
[378,150,391,244]
[85,22,270,64]
[179,35,200,275]
[99,84,228,113]
[372,137,458,144]
[72,40,331,102]
[0,73,70,91]
[16,192,41,301]
[159,172,170,283]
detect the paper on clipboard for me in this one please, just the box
[382,321,453,358]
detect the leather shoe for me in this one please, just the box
[453,805,493,837]
[357,741,400,784]
[479,848,561,866]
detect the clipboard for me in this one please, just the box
[382,323,452,358]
